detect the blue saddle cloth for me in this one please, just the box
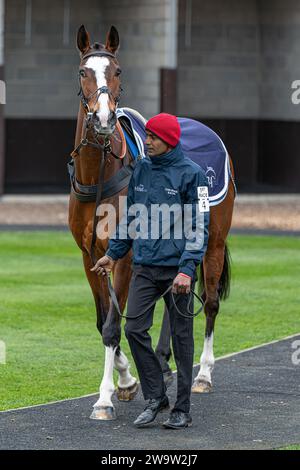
[118,109,235,206]
[178,118,234,205]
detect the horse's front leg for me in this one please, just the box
[105,256,138,403]
[91,286,126,420]
[91,344,118,420]
[81,251,117,419]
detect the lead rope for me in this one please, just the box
[106,274,204,321]
[90,138,111,266]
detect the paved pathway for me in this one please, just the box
[0,336,299,450]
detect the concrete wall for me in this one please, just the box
[177,0,260,118]
[178,0,300,122]
[259,0,300,121]
[176,0,300,192]
[100,0,177,118]
[0,0,3,65]
[0,0,4,194]
[4,0,178,192]
[5,0,177,120]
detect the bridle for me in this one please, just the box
[71,49,125,159]
[77,50,122,115]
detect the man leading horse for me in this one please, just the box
[92,113,210,429]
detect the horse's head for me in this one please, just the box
[77,25,122,135]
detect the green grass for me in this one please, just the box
[278,445,300,450]
[0,231,299,411]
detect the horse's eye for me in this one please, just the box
[115,68,122,77]
[79,69,86,78]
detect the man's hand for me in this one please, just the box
[172,273,191,294]
[90,255,115,276]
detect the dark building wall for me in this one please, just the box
[5,119,74,193]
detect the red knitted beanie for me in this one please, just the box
[145,113,181,147]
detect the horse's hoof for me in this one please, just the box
[116,382,139,402]
[163,370,174,389]
[191,379,212,393]
[90,406,116,420]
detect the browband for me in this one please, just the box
[81,50,116,61]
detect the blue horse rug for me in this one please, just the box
[117,108,236,206]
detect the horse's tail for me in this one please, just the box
[218,243,231,300]
[197,242,231,301]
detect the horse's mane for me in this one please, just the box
[92,42,105,51]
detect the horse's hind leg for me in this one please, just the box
[192,182,234,393]
[192,244,223,393]
[114,346,139,401]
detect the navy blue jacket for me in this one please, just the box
[106,143,210,278]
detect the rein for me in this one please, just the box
[107,281,204,320]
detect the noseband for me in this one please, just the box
[72,50,125,159]
[78,50,122,114]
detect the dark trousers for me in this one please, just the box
[124,265,194,414]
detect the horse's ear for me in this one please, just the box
[105,25,120,55]
[77,25,91,56]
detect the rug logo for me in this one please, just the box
[205,166,216,188]
[134,184,147,193]
[0,340,6,365]
[0,80,5,104]
[291,340,300,365]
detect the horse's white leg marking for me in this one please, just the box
[195,333,215,384]
[85,56,110,128]
[93,346,116,408]
[114,350,136,389]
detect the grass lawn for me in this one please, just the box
[279,445,300,450]
[0,231,299,412]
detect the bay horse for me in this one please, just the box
[69,24,236,421]
[69,25,139,420]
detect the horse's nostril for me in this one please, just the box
[109,111,117,125]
